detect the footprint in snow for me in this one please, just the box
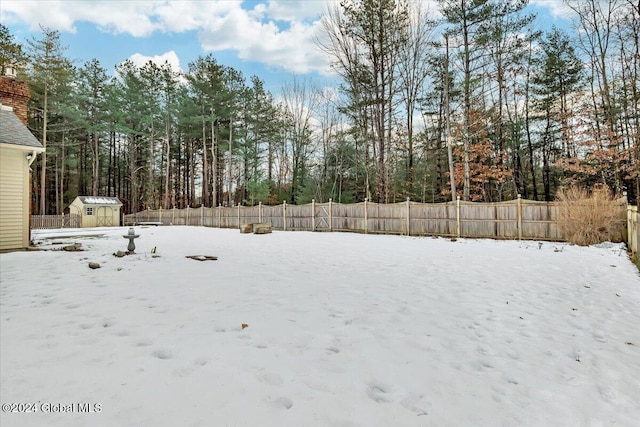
[173,367,194,377]
[152,349,173,360]
[592,331,607,343]
[367,383,392,403]
[260,372,284,386]
[193,357,208,367]
[400,392,430,415]
[271,397,293,410]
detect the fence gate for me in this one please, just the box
[315,204,330,231]
[63,214,80,228]
[96,207,113,226]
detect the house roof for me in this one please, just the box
[77,196,123,206]
[0,106,44,151]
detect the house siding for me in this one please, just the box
[0,147,29,250]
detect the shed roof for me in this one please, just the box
[0,106,44,150]
[77,196,123,206]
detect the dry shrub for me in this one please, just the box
[556,185,625,246]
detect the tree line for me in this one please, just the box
[1,0,637,215]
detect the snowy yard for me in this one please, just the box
[1,226,639,427]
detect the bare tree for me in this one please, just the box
[397,1,435,197]
[319,0,409,203]
[565,0,624,191]
[281,76,319,204]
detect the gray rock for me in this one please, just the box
[253,223,272,234]
[240,223,254,233]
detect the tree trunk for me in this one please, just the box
[524,42,538,201]
[228,119,233,206]
[40,83,47,214]
[211,115,218,207]
[201,110,208,207]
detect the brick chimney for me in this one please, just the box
[0,71,30,125]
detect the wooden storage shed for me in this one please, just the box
[69,196,122,228]
[0,104,44,251]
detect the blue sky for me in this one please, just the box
[1,0,574,94]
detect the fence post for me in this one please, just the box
[259,202,263,223]
[628,204,638,256]
[456,196,461,238]
[312,199,316,232]
[364,198,368,234]
[406,197,411,236]
[61,214,64,228]
[237,203,240,229]
[634,206,636,253]
[329,198,333,232]
[146,207,150,222]
[517,194,522,240]
[283,201,287,231]
[201,206,204,226]
[186,206,190,225]
[219,204,222,228]
[626,205,630,251]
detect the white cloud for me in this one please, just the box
[530,0,575,20]
[152,1,240,33]
[1,1,79,33]
[1,1,161,36]
[198,5,333,75]
[255,0,333,22]
[1,0,334,75]
[127,51,182,73]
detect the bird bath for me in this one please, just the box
[123,227,140,252]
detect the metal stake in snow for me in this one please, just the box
[123,227,140,252]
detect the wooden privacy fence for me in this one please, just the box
[31,214,81,229]
[628,206,639,257]
[124,196,583,241]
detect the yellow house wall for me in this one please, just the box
[68,198,84,218]
[84,205,97,228]
[0,147,29,250]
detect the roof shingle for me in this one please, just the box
[0,107,44,150]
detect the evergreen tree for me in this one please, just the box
[532,27,584,200]
[437,0,495,200]
[0,23,27,73]
[76,59,109,197]
[25,26,74,214]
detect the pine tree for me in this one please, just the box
[26,26,74,214]
[0,24,27,73]
[532,27,584,200]
[437,0,495,201]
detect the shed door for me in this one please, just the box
[96,206,113,226]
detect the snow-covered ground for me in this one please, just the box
[1,226,639,427]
